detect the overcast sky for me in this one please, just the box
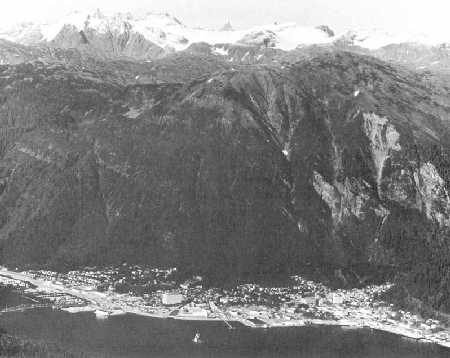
[1,0,449,35]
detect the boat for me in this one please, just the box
[192,332,203,344]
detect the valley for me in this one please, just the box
[0,7,449,357]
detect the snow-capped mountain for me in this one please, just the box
[339,28,449,49]
[0,10,186,50]
[1,9,450,67]
[0,9,335,52]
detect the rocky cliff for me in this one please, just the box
[0,51,449,310]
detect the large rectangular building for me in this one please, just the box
[161,293,185,306]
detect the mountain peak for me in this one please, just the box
[220,21,234,31]
[316,25,335,38]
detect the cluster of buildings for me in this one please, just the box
[25,265,178,293]
[0,274,31,289]
[1,265,449,347]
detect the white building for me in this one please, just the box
[161,293,184,306]
[178,306,208,318]
[331,293,344,305]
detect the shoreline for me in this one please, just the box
[1,267,449,349]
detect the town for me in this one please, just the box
[0,264,449,348]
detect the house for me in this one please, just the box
[298,296,317,305]
[331,293,344,305]
[219,296,229,304]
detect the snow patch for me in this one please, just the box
[124,107,141,119]
[340,28,449,49]
[17,146,52,163]
[212,46,229,56]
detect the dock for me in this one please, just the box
[0,303,52,314]
[209,302,234,329]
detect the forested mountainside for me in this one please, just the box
[0,50,449,312]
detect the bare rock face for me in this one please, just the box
[50,23,165,60]
[0,51,449,309]
[0,40,41,65]
[220,22,234,32]
[372,42,450,75]
[316,25,335,38]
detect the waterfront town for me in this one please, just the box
[0,264,449,348]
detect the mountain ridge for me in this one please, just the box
[3,10,450,79]
[4,9,448,55]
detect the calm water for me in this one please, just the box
[0,287,33,308]
[1,289,449,358]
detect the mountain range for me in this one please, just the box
[1,10,450,81]
[1,10,449,50]
[0,10,449,314]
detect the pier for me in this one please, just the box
[0,303,52,314]
[209,301,234,329]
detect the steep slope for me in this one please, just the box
[372,43,450,73]
[0,51,449,310]
[0,39,49,65]
[0,39,235,86]
[49,24,165,61]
